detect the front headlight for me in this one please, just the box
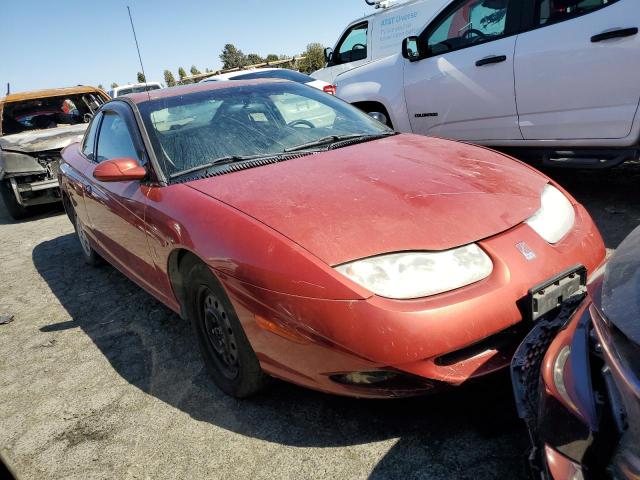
[526,184,575,244]
[335,244,493,299]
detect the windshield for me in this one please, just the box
[116,84,161,97]
[138,82,391,177]
[1,93,106,136]
[232,70,314,84]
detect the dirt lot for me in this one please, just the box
[1,162,638,480]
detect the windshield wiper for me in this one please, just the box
[284,133,393,153]
[169,153,267,180]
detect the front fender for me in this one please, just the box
[0,150,45,180]
[335,54,412,132]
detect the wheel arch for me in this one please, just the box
[168,248,209,320]
[351,101,394,128]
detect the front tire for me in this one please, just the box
[0,180,28,220]
[184,260,268,398]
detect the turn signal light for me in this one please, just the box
[323,84,337,95]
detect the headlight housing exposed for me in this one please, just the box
[526,184,575,244]
[335,244,493,299]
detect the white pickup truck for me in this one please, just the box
[313,0,640,167]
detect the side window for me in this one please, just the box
[535,0,619,27]
[335,22,368,64]
[81,113,102,160]
[96,111,142,163]
[425,0,512,56]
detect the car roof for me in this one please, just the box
[0,85,106,105]
[203,68,285,82]
[348,0,427,23]
[125,78,289,104]
[114,82,162,90]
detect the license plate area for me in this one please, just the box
[529,266,587,321]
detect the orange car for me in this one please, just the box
[59,80,605,398]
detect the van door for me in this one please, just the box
[403,0,523,141]
[515,0,639,140]
[317,21,371,84]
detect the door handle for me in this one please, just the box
[475,55,507,67]
[591,27,638,43]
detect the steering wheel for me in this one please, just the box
[288,120,315,129]
[462,29,487,42]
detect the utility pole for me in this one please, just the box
[5,83,9,96]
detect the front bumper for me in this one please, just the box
[8,175,61,207]
[223,203,605,398]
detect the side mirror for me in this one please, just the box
[402,36,421,62]
[367,111,389,126]
[94,158,147,182]
[324,47,334,63]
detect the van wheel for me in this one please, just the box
[0,180,28,220]
[184,260,268,398]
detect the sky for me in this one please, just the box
[1,0,372,94]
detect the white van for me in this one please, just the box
[108,82,163,98]
[314,0,640,167]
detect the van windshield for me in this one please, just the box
[138,82,391,177]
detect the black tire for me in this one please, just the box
[183,259,268,398]
[70,206,102,266]
[0,180,28,220]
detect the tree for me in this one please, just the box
[220,44,247,70]
[98,84,104,90]
[190,65,201,76]
[110,82,119,89]
[265,54,279,63]
[246,53,264,66]
[178,67,187,80]
[163,70,176,87]
[298,43,325,74]
[137,72,146,83]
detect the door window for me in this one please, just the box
[96,111,142,163]
[82,113,102,160]
[335,22,368,64]
[425,0,512,56]
[535,0,619,27]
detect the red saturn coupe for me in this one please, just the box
[59,80,606,398]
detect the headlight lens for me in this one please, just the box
[335,244,493,299]
[526,184,575,244]
[553,345,577,411]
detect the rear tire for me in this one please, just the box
[71,206,102,266]
[0,180,28,220]
[183,259,268,398]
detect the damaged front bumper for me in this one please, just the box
[511,293,587,479]
[0,150,62,207]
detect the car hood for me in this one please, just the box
[601,224,640,346]
[0,123,87,153]
[188,134,548,266]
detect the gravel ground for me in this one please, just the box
[0,161,638,480]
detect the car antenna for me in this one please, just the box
[127,6,151,101]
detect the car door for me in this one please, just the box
[515,0,639,141]
[403,0,523,141]
[63,112,102,230]
[82,103,158,291]
[323,21,371,84]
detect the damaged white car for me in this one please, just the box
[0,86,109,219]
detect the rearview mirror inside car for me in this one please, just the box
[402,37,421,62]
[93,158,147,182]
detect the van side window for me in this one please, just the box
[425,0,512,56]
[335,22,368,64]
[535,0,619,27]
